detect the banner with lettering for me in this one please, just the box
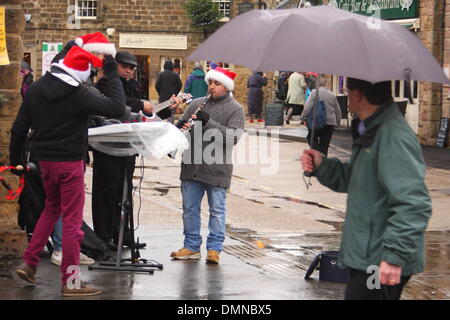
[328,0,419,20]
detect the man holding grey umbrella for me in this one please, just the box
[301,78,432,300]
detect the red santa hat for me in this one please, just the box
[53,45,103,83]
[75,32,116,56]
[205,67,237,91]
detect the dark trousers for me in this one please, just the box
[92,150,135,243]
[307,125,334,156]
[344,269,411,300]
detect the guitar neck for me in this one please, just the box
[150,98,176,114]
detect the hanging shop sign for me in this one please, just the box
[329,0,419,20]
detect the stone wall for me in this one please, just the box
[0,0,27,258]
[441,0,450,147]
[417,0,445,146]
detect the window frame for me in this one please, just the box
[75,0,98,20]
[212,0,231,22]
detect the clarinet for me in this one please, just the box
[179,93,211,133]
[168,94,211,159]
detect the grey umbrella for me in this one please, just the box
[188,5,450,84]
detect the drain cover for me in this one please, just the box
[223,244,310,277]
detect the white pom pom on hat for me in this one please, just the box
[74,32,116,56]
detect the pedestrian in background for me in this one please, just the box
[304,72,316,102]
[285,71,306,124]
[301,77,341,156]
[301,78,432,300]
[184,62,208,99]
[20,61,34,98]
[156,60,182,123]
[247,71,268,123]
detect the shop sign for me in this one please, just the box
[119,33,187,50]
[328,0,419,20]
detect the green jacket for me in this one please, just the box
[314,101,431,276]
[184,69,208,99]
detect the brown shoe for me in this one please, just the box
[62,282,102,297]
[170,247,201,260]
[16,262,37,284]
[206,250,220,264]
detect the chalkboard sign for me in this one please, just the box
[436,117,449,148]
[239,1,255,15]
[264,103,284,126]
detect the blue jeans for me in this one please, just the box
[52,217,63,252]
[181,180,227,252]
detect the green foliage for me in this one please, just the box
[184,0,222,34]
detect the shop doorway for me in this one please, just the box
[160,57,183,79]
[135,55,150,99]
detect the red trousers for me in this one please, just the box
[23,160,85,285]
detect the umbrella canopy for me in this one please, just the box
[189,5,450,85]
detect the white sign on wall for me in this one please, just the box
[42,42,62,75]
[119,33,187,50]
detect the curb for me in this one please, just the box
[245,127,308,143]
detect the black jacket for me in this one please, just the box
[9,69,126,165]
[155,62,182,103]
[97,76,172,119]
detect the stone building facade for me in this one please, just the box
[0,0,27,258]
[20,0,278,114]
[14,0,450,147]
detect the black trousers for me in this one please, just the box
[307,125,334,157]
[286,103,304,115]
[344,268,411,300]
[91,150,135,243]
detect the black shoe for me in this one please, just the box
[123,240,147,250]
[286,120,290,124]
[113,238,147,250]
[103,239,118,251]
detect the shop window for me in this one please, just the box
[392,80,418,101]
[76,0,97,20]
[213,0,231,21]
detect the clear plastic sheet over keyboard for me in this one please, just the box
[88,121,189,159]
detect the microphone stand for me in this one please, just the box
[89,158,163,274]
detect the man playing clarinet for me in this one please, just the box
[171,67,245,264]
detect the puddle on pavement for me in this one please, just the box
[226,227,450,299]
[141,185,180,195]
[256,195,345,215]
[135,165,159,170]
[316,220,344,232]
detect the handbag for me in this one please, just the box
[304,250,350,283]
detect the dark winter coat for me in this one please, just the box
[155,61,182,103]
[21,73,33,98]
[247,72,267,116]
[9,68,126,166]
[96,76,171,119]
